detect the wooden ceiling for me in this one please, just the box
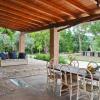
[0,0,100,32]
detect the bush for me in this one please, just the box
[34,53,50,61]
[34,53,68,64]
[59,56,66,64]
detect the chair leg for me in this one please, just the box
[59,82,62,96]
[46,77,50,90]
[46,77,49,89]
[76,85,79,100]
[90,92,93,100]
[99,82,100,100]
[70,86,72,100]
[52,80,55,93]
[98,91,100,100]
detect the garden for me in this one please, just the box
[0,21,100,62]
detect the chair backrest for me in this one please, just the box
[70,59,79,67]
[87,61,98,74]
[46,58,57,79]
[60,65,77,85]
[77,68,93,92]
[87,61,98,69]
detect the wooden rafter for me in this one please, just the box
[0,0,99,32]
[0,5,49,25]
[0,3,54,23]
[0,0,63,22]
[0,10,46,26]
[37,0,77,18]
[27,14,100,32]
[13,0,65,21]
[65,0,90,13]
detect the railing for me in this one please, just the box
[82,51,100,57]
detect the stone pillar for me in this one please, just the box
[50,28,59,64]
[19,32,25,53]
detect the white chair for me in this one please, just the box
[77,68,100,100]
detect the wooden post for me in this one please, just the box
[50,28,59,65]
[19,32,25,53]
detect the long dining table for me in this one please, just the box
[53,65,100,81]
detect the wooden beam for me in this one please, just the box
[0,0,62,22]
[0,17,40,32]
[58,16,100,32]
[0,5,49,25]
[0,12,44,27]
[27,14,100,32]
[0,20,41,32]
[0,15,41,28]
[37,0,77,18]
[14,0,64,21]
[0,22,25,31]
[65,0,90,13]
[57,26,69,32]
[0,16,40,29]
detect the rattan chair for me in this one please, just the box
[70,59,79,68]
[59,65,78,100]
[87,61,98,71]
[46,58,62,93]
[77,68,100,100]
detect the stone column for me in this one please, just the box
[50,28,59,64]
[19,32,25,53]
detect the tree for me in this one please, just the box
[25,34,34,54]
[72,24,87,52]
[28,30,49,54]
[92,36,100,51]
[59,29,74,53]
[0,27,19,52]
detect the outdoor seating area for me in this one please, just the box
[0,0,100,100]
[0,59,69,100]
[0,58,99,100]
[46,59,100,100]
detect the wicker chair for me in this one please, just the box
[59,65,78,100]
[46,58,61,93]
[77,68,100,100]
[70,59,79,68]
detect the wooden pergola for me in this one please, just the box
[0,0,100,63]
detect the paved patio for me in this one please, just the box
[0,75,70,100]
[0,59,99,100]
[0,59,70,100]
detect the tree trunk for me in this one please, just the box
[78,32,82,52]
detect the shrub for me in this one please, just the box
[34,53,68,64]
[59,56,66,64]
[34,53,50,61]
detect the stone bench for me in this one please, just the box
[0,59,28,67]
